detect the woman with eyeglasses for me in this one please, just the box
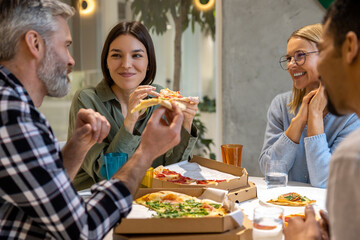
[258,23,360,188]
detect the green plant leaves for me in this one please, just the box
[318,0,334,9]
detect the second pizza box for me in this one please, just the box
[113,209,253,240]
[113,226,252,240]
[114,188,243,235]
[228,181,257,203]
[151,155,249,190]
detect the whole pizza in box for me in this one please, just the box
[135,190,229,218]
[114,188,244,234]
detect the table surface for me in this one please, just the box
[103,176,327,239]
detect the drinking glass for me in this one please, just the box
[221,144,243,167]
[102,152,128,179]
[253,206,284,240]
[265,160,288,188]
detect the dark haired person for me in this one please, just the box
[0,1,184,238]
[285,0,360,239]
[68,21,199,190]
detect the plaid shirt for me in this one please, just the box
[0,65,132,239]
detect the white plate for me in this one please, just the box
[257,186,327,215]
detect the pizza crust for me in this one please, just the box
[131,98,186,113]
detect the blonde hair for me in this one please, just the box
[287,23,323,114]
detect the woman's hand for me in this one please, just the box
[308,84,327,119]
[124,85,159,133]
[285,90,317,143]
[307,85,327,137]
[296,89,318,124]
[179,97,199,133]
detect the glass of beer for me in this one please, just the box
[221,144,243,167]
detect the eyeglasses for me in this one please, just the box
[279,50,319,70]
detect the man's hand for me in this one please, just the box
[284,205,322,240]
[112,102,184,195]
[319,210,330,240]
[73,108,110,145]
[62,108,110,180]
[139,102,184,160]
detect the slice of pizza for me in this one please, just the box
[135,190,229,218]
[153,166,196,184]
[131,88,199,113]
[153,165,227,185]
[267,192,316,206]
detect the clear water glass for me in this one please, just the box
[265,160,288,188]
[253,206,284,240]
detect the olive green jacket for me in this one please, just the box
[68,79,198,190]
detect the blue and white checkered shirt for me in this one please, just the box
[0,65,132,239]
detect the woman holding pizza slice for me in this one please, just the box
[258,23,360,188]
[68,21,199,190]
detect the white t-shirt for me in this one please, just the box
[327,128,360,240]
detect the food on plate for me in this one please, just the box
[135,190,229,218]
[267,192,316,206]
[153,165,227,185]
[131,88,199,113]
[284,213,305,227]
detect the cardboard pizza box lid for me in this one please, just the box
[151,155,248,191]
[228,182,257,204]
[113,215,253,240]
[114,188,243,234]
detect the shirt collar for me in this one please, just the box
[95,79,117,102]
[0,65,34,106]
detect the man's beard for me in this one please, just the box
[37,45,70,98]
[325,89,343,116]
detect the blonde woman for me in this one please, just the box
[258,23,360,188]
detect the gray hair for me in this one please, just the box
[0,0,75,61]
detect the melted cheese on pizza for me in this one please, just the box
[135,191,228,218]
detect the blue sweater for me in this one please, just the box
[259,91,360,188]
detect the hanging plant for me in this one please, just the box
[318,0,334,9]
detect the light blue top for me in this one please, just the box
[259,91,360,188]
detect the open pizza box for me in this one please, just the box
[151,155,249,190]
[114,188,244,235]
[113,212,253,240]
[149,155,257,203]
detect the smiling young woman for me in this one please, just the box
[67,21,200,191]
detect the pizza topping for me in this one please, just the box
[135,191,229,218]
[153,166,227,185]
[131,88,198,113]
[267,192,316,206]
[159,88,183,99]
